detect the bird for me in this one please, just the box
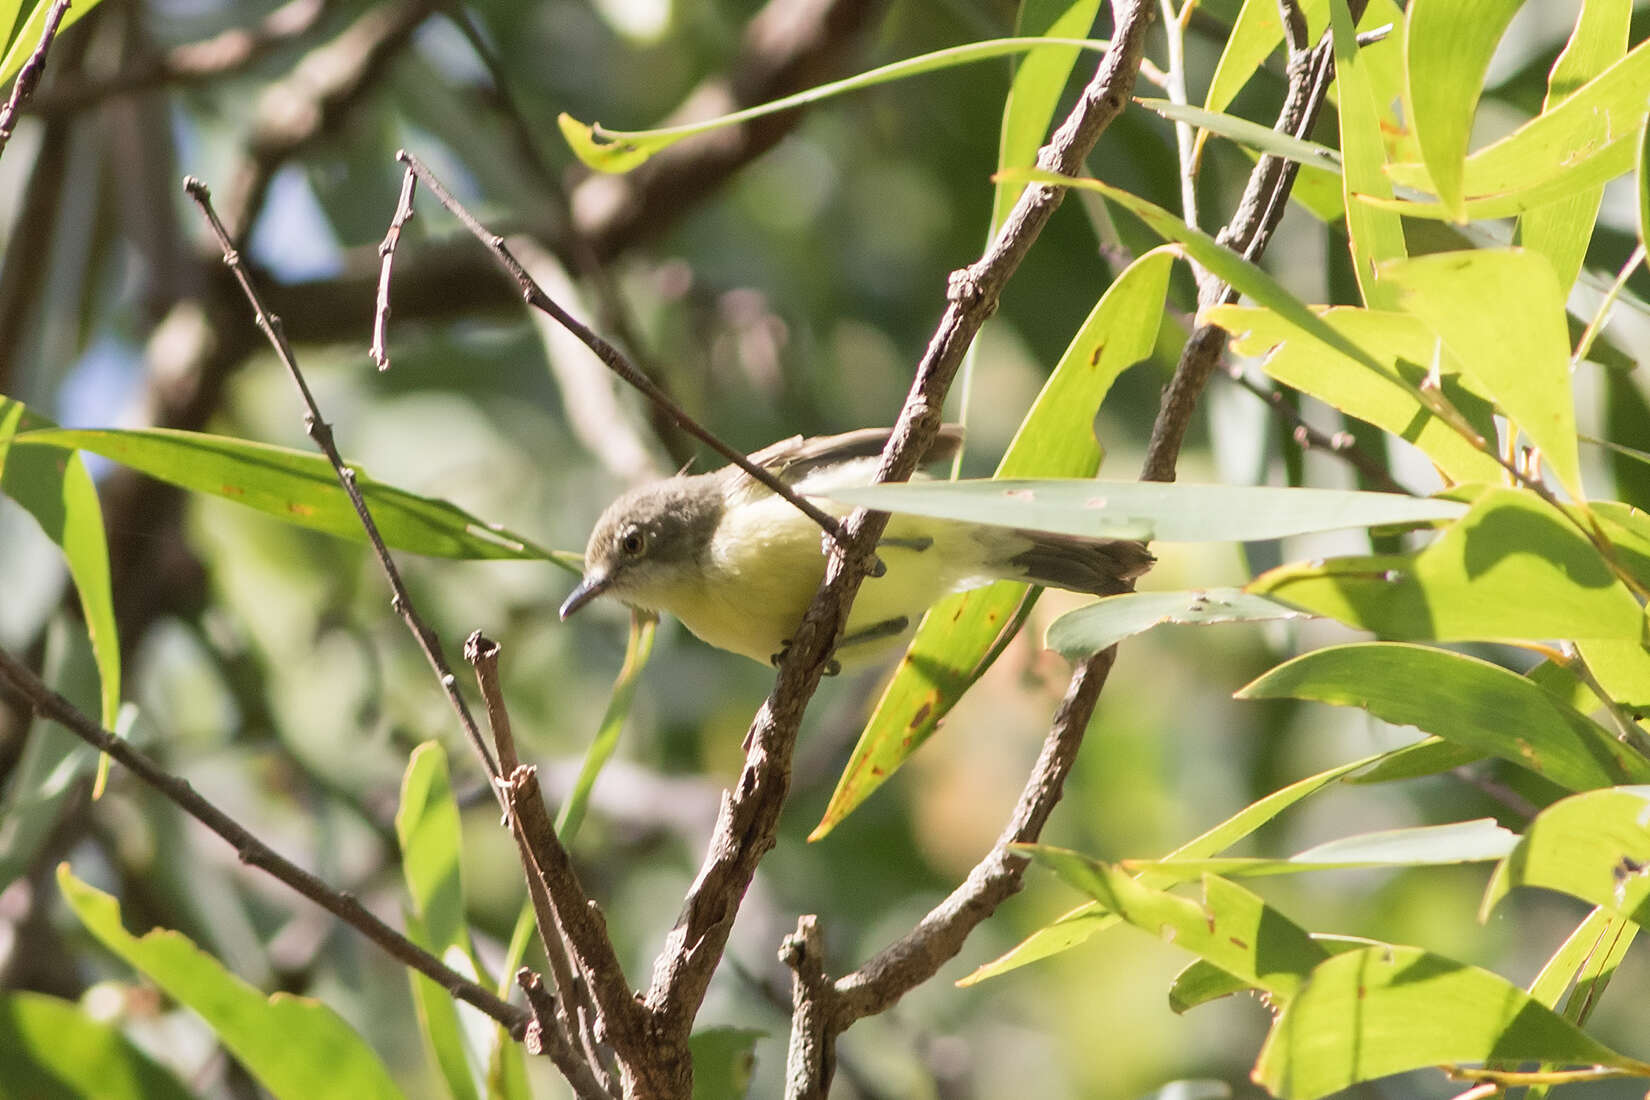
[559,426,1154,667]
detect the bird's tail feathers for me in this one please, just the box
[1006,531,1154,595]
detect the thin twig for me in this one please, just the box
[370,168,417,370]
[780,916,834,1099]
[0,0,72,160]
[465,634,612,1092]
[1225,365,1406,493]
[0,646,527,1031]
[182,176,505,794]
[390,149,868,562]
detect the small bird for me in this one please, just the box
[559,427,1154,667]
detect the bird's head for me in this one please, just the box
[559,477,724,619]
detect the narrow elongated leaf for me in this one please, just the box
[1527,906,1635,1015]
[812,248,1174,838]
[1021,853,1326,1000]
[961,748,1393,984]
[1251,489,1644,643]
[1239,643,1650,791]
[558,37,1110,172]
[1402,0,1524,219]
[829,479,1466,543]
[1379,250,1581,494]
[1045,588,1308,660]
[1202,0,1328,117]
[0,0,106,86]
[1209,305,1503,485]
[992,0,1105,230]
[1330,0,1405,308]
[1254,945,1650,1098]
[1388,34,1650,200]
[1171,936,1377,1014]
[0,993,194,1100]
[1125,819,1517,881]
[59,868,403,1100]
[559,612,656,841]
[15,427,563,564]
[1518,0,1631,291]
[1,400,120,733]
[1138,100,1342,169]
[690,1028,763,1100]
[1482,787,1650,925]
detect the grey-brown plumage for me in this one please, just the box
[561,426,1153,664]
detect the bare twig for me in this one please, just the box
[28,0,330,117]
[1224,366,1406,493]
[389,150,866,561]
[370,168,418,370]
[465,634,613,1092]
[182,176,504,790]
[0,646,527,1031]
[0,0,72,160]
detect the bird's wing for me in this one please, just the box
[735,425,966,492]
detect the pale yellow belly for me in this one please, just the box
[664,499,987,665]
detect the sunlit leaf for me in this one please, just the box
[1251,490,1643,642]
[1208,305,1503,484]
[1240,643,1650,791]
[15,427,567,565]
[1254,944,1650,1098]
[1202,0,1328,117]
[812,248,1174,838]
[59,867,403,1100]
[1330,0,1405,308]
[1138,99,1342,169]
[0,0,107,87]
[558,37,1111,172]
[1402,0,1524,219]
[559,611,656,841]
[1482,787,1650,924]
[1123,818,1517,881]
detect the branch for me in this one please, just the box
[183,176,505,791]
[0,0,71,161]
[645,0,1159,1056]
[0,646,527,1032]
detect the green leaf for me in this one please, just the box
[689,1027,763,1100]
[1239,643,1650,792]
[1206,305,1505,486]
[59,867,403,1100]
[558,612,656,841]
[1251,489,1645,643]
[1253,944,1650,1098]
[1389,33,1650,202]
[0,400,120,733]
[396,745,481,1100]
[1137,99,1343,170]
[992,0,1105,231]
[1124,818,1517,881]
[396,743,466,951]
[1045,588,1309,660]
[1482,787,1650,924]
[1021,852,1327,1000]
[1640,108,1650,252]
[0,0,106,86]
[812,248,1173,839]
[557,37,1111,173]
[1527,905,1634,1011]
[1202,0,1328,117]
[0,992,195,1100]
[828,479,1466,543]
[1343,736,1483,784]
[960,748,1392,985]
[1330,0,1405,308]
[14,427,565,564]
[1517,0,1631,291]
[1378,250,1581,495]
[1401,0,1524,220]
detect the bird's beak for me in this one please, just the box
[559,572,611,620]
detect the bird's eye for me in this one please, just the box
[619,527,646,556]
